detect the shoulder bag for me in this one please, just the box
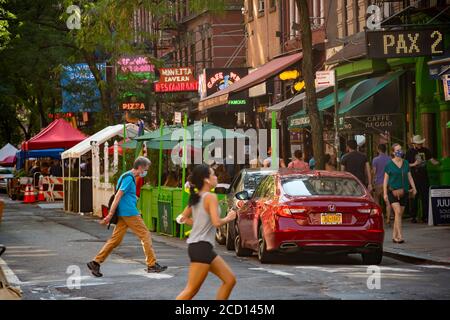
[107,172,135,230]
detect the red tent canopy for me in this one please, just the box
[22,119,87,151]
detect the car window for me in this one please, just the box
[252,176,269,199]
[281,176,365,197]
[243,172,269,191]
[230,173,242,192]
[0,168,12,174]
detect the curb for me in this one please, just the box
[383,248,450,266]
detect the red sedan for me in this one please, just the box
[234,170,384,265]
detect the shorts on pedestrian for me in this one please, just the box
[188,241,217,264]
[388,190,408,207]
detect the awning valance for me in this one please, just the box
[198,53,303,111]
[288,89,347,129]
[267,86,330,112]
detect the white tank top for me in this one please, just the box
[186,192,220,246]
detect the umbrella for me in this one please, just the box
[134,125,181,141]
[146,122,246,150]
[0,155,16,166]
[447,121,450,128]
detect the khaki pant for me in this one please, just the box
[94,215,157,267]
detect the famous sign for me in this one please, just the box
[155,67,198,92]
[367,28,445,59]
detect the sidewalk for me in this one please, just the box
[383,220,450,265]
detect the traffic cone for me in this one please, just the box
[38,185,45,202]
[28,185,36,203]
[23,185,32,203]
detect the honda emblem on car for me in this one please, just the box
[328,204,336,212]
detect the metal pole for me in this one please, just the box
[158,118,163,189]
[122,123,127,173]
[334,69,340,170]
[78,157,81,214]
[182,113,187,188]
[271,110,278,169]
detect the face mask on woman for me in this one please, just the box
[394,150,404,158]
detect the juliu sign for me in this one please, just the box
[429,186,450,226]
[367,29,444,59]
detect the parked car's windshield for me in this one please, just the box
[244,172,270,191]
[281,176,365,197]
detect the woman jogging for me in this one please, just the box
[176,164,237,300]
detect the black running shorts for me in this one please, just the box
[188,241,217,264]
[388,190,408,207]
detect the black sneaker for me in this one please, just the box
[87,261,103,277]
[146,262,167,273]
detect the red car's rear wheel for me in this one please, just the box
[258,224,276,264]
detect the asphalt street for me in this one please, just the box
[1,194,450,300]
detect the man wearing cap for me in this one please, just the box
[406,135,440,223]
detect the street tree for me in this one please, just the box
[295,0,325,169]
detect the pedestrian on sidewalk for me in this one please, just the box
[405,135,440,223]
[372,144,392,226]
[288,150,309,170]
[341,139,373,191]
[324,153,336,171]
[176,164,237,300]
[383,144,417,244]
[87,156,167,277]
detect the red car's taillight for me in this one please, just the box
[276,206,307,218]
[357,208,382,217]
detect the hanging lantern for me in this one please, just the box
[279,70,300,81]
[294,81,305,92]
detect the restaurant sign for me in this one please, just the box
[367,28,445,59]
[155,67,198,92]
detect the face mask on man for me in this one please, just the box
[139,170,148,178]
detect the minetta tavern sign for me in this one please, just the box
[367,28,445,59]
[154,67,198,92]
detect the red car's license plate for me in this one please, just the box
[320,213,342,225]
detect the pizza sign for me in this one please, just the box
[121,102,145,110]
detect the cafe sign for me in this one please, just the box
[338,114,403,131]
[155,67,198,92]
[367,28,444,59]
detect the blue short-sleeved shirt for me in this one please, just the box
[116,172,139,217]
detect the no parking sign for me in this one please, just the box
[429,186,450,226]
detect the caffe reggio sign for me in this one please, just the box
[338,114,403,131]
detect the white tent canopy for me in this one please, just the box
[61,124,141,159]
[0,143,18,161]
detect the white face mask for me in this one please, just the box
[139,170,148,178]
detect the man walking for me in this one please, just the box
[341,139,373,191]
[406,135,439,223]
[87,156,167,277]
[372,144,392,225]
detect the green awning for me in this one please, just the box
[288,89,347,129]
[147,122,246,150]
[338,70,405,115]
[134,125,181,141]
[447,121,450,128]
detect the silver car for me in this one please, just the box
[215,168,275,250]
[0,167,14,191]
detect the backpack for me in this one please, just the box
[107,172,135,230]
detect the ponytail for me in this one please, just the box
[188,164,211,207]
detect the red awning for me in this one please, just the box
[22,119,87,151]
[199,52,303,111]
